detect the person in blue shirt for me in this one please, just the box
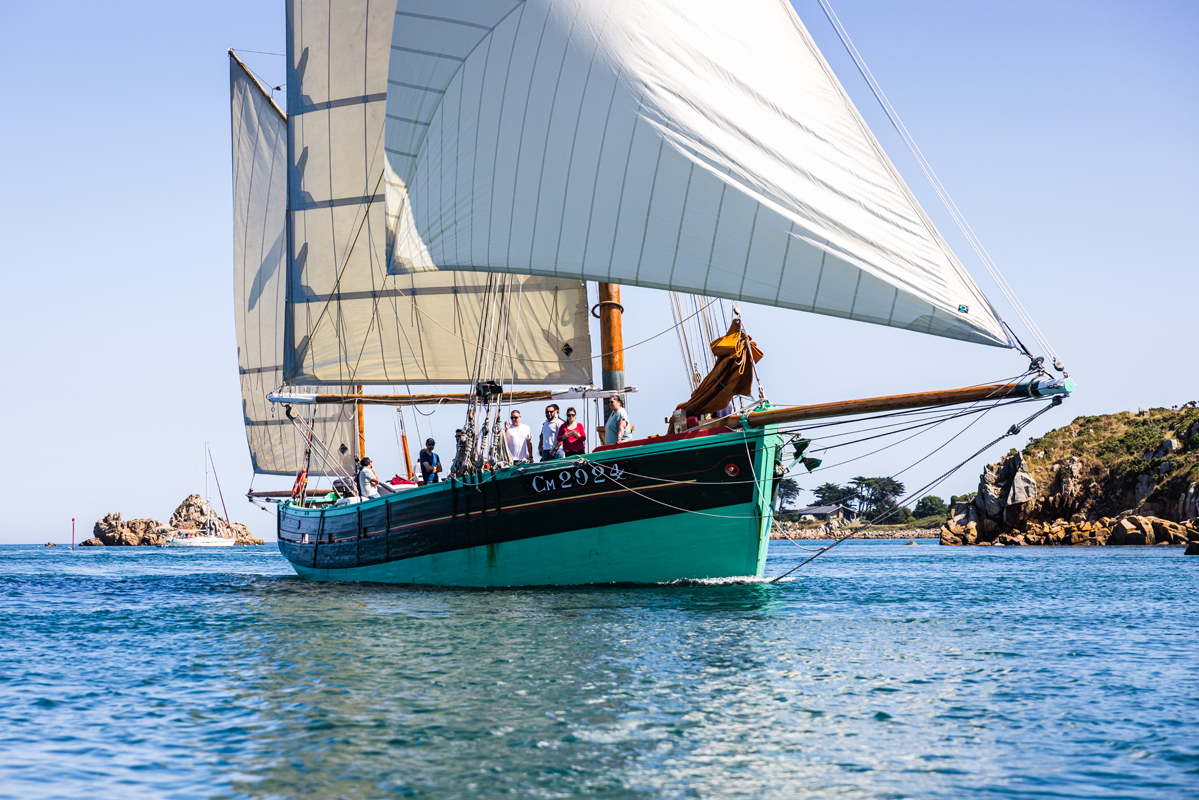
[604,395,632,444]
[419,438,442,484]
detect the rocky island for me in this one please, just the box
[941,404,1199,547]
[79,494,264,546]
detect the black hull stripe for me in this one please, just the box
[278,440,764,571]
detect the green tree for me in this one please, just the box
[852,476,905,518]
[812,482,849,507]
[777,477,800,509]
[913,495,948,519]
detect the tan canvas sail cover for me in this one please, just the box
[231,55,360,476]
[676,319,764,418]
[384,0,1010,348]
[285,0,593,386]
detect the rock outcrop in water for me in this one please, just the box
[169,494,256,543]
[84,512,168,546]
[941,404,1199,547]
[79,497,263,546]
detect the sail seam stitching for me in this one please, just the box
[634,124,670,284]
[528,1,587,275]
[390,45,466,62]
[737,204,762,299]
[773,222,796,306]
[390,0,525,266]
[395,10,493,31]
[812,245,828,310]
[486,2,529,268]
[848,270,863,318]
[505,2,556,267]
[701,180,730,295]
[605,90,647,282]
[386,80,445,95]
[666,160,697,289]
[550,2,615,276]
[580,62,625,280]
[386,114,430,127]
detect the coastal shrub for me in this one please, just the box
[1015,404,1199,517]
[913,495,948,519]
[1096,421,1162,461]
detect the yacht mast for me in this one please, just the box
[204,442,211,533]
[356,385,365,459]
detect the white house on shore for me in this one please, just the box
[796,505,858,522]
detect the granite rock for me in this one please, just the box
[92,512,124,546]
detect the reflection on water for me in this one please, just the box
[1,543,1196,799]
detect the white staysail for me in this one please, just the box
[384,0,1010,348]
[231,54,360,476]
[285,0,593,386]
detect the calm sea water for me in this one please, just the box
[1,541,1196,799]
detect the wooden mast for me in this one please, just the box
[597,282,624,442]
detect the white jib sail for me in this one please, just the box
[285,0,594,386]
[384,0,1010,348]
[231,54,361,476]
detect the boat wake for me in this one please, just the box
[658,575,795,586]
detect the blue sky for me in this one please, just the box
[1,1,1195,543]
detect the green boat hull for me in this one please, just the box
[277,425,783,587]
[290,497,770,585]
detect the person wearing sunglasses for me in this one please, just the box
[503,410,534,463]
[540,404,565,461]
[418,439,442,484]
[556,407,586,455]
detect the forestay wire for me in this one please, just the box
[768,397,1063,583]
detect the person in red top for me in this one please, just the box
[556,407,587,455]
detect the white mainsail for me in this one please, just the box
[285,0,594,386]
[384,0,1010,348]
[231,54,360,476]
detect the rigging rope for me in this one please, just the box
[815,0,1063,371]
[386,283,720,365]
[768,398,1062,582]
[582,387,1036,489]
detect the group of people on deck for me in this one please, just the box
[356,396,633,494]
[504,397,631,463]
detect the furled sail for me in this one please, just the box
[231,54,360,476]
[384,0,1010,348]
[284,0,593,386]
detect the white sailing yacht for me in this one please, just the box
[166,445,237,548]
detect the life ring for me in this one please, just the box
[291,469,308,500]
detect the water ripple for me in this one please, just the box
[0,542,1196,798]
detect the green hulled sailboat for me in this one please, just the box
[231,0,1070,586]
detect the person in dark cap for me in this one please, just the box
[418,438,442,484]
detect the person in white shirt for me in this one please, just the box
[504,410,534,462]
[357,456,393,498]
[540,404,564,461]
